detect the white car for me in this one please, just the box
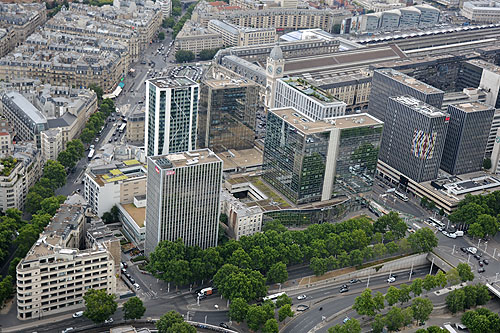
[72,311,83,318]
[442,230,449,236]
[105,318,114,324]
[297,295,307,300]
[468,247,478,254]
[343,317,350,324]
[62,328,74,333]
[447,233,457,239]
[133,283,141,290]
[387,276,396,283]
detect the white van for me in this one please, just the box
[455,231,464,237]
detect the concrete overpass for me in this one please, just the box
[427,251,454,273]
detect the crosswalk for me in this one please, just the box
[142,290,157,299]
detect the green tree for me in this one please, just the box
[39,196,62,216]
[385,286,400,306]
[81,127,96,144]
[328,318,361,333]
[446,268,462,286]
[275,294,292,308]
[474,284,490,305]
[166,322,196,333]
[410,278,423,297]
[57,150,76,169]
[156,311,184,333]
[246,304,267,331]
[164,17,175,28]
[373,291,385,312]
[123,297,146,320]
[263,318,279,333]
[446,289,466,314]
[435,270,448,288]
[477,214,499,237]
[439,208,445,216]
[457,263,475,282]
[411,297,433,325]
[44,160,66,188]
[332,23,341,34]
[267,261,288,284]
[158,31,165,40]
[423,274,436,292]
[229,297,248,323]
[408,228,438,253]
[483,157,492,169]
[385,307,404,331]
[175,50,195,63]
[278,304,294,322]
[353,289,377,317]
[371,314,385,333]
[89,84,103,100]
[83,289,117,323]
[468,223,485,238]
[462,285,477,309]
[402,307,414,327]
[398,284,411,304]
[198,48,219,60]
[102,212,114,224]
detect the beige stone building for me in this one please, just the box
[208,20,277,47]
[0,2,47,49]
[175,20,224,55]
[0,28,16,58]
[40,128,63,162]
[16,198,118,320]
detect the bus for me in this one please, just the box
[88,148,95,161]
[394,190,409,202]
[263,292,286,303]
[428,216,445,229]
[118,123,126,133]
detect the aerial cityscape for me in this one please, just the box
[0,0,499,332]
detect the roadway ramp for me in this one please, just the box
[427,252,454,272]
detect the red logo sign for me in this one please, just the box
[155,166,160,174]
[445,117,450,122]
[165,170,175,176]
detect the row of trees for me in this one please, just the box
[354,264,475,318]
[449,190,500,238]
[81,98,115,144]
[371,298,433,333]
[83,289,146,323]
[147,215,438,301]
[229,294,293,332]
[446,284,490,314]
[25,160,67,214]
[462,308,500,333]
[172,3,197,39]
[175,50,195,63]
[57,139,85,170]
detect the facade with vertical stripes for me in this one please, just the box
[145,149,222,254]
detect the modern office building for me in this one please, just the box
[457,60,500,109]
[198,79,259,152]
[145,77,199,156]
[262,107,383,205]
[274,77,346,120]
[145,149,223,254]
[378,96,449,183]
[440,102,494,175]
[487,109,500,157]
[368,69,444,123]
[16,197,118,320]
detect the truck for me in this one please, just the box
[198,287,213,297]
[454,231,464,237]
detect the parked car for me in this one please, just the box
[219,323,229,329]
[133,283,141,290]
[343,317,350,324]
[387,276,396,283]
[483,259,489,265]
[474,254,481,260]
[478,267,485,273]
[460,247,467,253]
[479,261,484,267]
[297,295,307,300]
[122,261,128,268]
[349,279,361,284]
[72,311,83,318]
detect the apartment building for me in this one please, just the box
[0,118,14,157]
[40,129,63,162]
[0,28,15,58]
[221,189,263,240]
[16,199,117,320]
[126,111,145,144]
[175,21,223,56]
[208,20,277,47]
[0,31,129,92]
[0,2,47,48]
[84,160,147,217]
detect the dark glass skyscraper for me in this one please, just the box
[368,69,444,123]
[262,107,383,205]
[198,79,259,153]
[378,96,449,183]
[440,102,495,175]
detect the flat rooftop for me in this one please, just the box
[452,102,492,112]
[204,79,255,89]
[467,59,500,75]
[271,107,383,135]
[377,68,443,94]
[280,77,340,104]
[89,161,146,187]
[390,96,446,118]
[148,76,196,89]
[217,148,263,171]
[121,203,145,228]
[150,149,222,169]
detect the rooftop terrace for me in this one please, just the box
[281,77,339,103]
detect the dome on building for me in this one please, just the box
[269,44,283,60]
